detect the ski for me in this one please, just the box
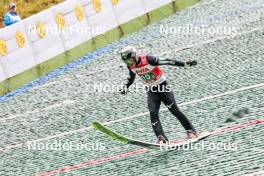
[92,121,211,150]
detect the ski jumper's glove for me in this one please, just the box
[120,84,129,95]
[185,60,198,67]
[120,66,135,95]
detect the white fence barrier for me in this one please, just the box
[24,8,65,64]
[0,21,36,78]
[141,0,172,13]
[0,0,176,82]
[82,0,118,37]
[112,0,145,25]
[52,0,93,50]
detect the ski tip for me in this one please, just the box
[91,121,130,144]
[91,121,102,130]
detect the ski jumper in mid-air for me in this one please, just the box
[120,46,198,144]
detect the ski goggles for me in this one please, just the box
[123,58,134,66]
[121,53,134,65]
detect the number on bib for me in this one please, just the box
[141,72,155,81]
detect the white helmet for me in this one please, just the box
[120,46,139,66]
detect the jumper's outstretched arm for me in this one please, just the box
[147,55,197,67]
